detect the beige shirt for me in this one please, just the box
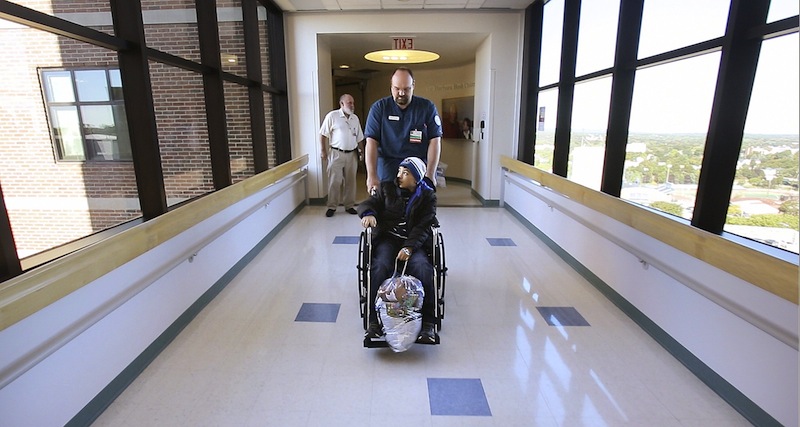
[319,108,364,151]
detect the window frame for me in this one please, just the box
[39,67,132,163]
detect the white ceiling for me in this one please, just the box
[274,0,537,73]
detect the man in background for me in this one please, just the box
[319,93,364,217]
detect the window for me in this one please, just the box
[567,76,612,190]
[539,0,564,86]
[638,0,729,59]
[534,89,558,172]
[41,68,132,162]
[622,52,721,219]
[727,33,799,253]
[575,0,619,77]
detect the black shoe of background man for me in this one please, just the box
[346,208,357,215]
[325,209,335,217]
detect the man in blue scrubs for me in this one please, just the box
[364,67,442,193]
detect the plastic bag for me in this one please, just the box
[436,162,447,188]
[375,261,425,352]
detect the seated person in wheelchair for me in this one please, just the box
[357,156,438,344]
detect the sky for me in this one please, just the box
[539,0,799,136]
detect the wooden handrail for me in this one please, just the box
[0,155,309,331]
[501,156,798,304]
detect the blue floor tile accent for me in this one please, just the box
[486,237,516,246]
[294,303,340,322]
[428,378,492,416]
[537,306,590,326]
[333,235,360,244]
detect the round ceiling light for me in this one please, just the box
[364,49,440,64]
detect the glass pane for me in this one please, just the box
[639,0,730,59]
[81,105,125,161]
[142,3,200,63]
[539,0,564,87]
[109,69,124,101]
[768,0,799,23]
[51,106,85,160]
[728,33,799,253]
[219,0,247,77]
[567,77,612,190]
[622,53,721,219]
[534,89,558,172]
[112,104,133,161]
[259,6,271,87]
[150,61,213,206]
[225,82,254,183]
[75,70,110,102]
[575,0,619,77]
[43,71,75,103]
[1,25,140,263]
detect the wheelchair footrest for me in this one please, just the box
[363,333,440,348]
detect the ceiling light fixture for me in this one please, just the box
[364,49,439,64]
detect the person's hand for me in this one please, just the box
[423,176,436,191]
[320,149,327,160]
[361,215,376,228]
[366,175,379,195]
[397,247,412,261]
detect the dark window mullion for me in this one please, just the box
[243,0,268,173]
[196,0,232,189]
[110,0,167,220]
[692,0,771,233]
[265,5,291,165]
[517,2,544,165]
[601,0,644,196]
[552,0,581,177]
[0,182,22,281]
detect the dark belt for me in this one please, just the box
[332,147,357,153]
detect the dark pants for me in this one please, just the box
[369,234,435,325]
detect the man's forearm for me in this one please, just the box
[426,137,442,179]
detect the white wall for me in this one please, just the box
[502,172,799,427]
[285,11,523,201]
[0,177,307,426]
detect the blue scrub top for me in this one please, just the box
[365,95,442,182]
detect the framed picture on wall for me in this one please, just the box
[441,96,474,140]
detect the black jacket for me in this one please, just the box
[357,180,437,252]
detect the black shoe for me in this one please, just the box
[365,322,383,338]
[417,322,436,344]
[346,208,358,215]
[325,209,335,217]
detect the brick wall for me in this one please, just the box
[0,2,275,258]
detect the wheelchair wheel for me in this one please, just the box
[436,231,447,326]
[357,230,370,331]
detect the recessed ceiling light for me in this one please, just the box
[364,49,439,64]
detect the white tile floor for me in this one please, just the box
[92,204,752,427]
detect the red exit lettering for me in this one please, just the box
[392,38,414,50]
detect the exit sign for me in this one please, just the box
[393,38,414,50]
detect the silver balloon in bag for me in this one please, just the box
[375,261,424,352]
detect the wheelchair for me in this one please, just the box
[357,225,447,348]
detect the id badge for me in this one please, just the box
[410,129,422,144]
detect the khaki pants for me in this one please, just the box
[327,149,357,209]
